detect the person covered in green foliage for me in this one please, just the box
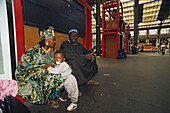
[15,26,62,108]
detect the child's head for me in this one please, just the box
[54,50,65,64]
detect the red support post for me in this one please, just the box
[84,6,88,49]
[102,33,105,58]
[88,8,92,51]
[13,1,27,103]
[78,0,92,50]
[13,0,25,61]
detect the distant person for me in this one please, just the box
[45,50,78,111]
[161,43,166,55]
[60,29,99,86]
[131,44,137,54]
[141,45,144,52]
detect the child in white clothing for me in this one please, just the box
[46,50,78,111]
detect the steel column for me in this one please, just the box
[134,0,139,46]
[96,0,101,56]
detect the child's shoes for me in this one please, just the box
[67,103,77,111]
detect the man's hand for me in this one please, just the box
[44,64,55,72]
[85,53,95,62]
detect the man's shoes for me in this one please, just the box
[67,103,77,111]
[87,80,99,85]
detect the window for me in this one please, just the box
[149,29,157,35]
[160,28,170,34]
[130,31,134,36]
[139,30,146,35]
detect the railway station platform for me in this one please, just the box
[25,53,170,113]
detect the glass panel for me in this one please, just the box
[149,29,157,35]
[0,0,12,80]
[160,28,170,34]
[139,30,146,36]
[130,31,134,36]
[0,32,4,74]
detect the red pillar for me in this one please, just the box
[102,34,105,58]
[13,0,25,61]
[78,0,92,50]
[14,0,26,103]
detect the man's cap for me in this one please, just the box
[40,26,55,40]
[68,29,78,34]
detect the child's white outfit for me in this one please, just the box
[47,61,78,109]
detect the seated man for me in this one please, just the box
[60,29,99,86]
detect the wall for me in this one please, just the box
[24,25,83,51]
